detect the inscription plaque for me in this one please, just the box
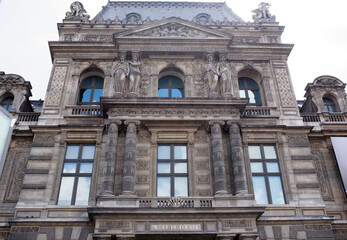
[150,223,202,232]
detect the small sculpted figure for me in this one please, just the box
[113,53,129,94]
[65,1,90,20]
[128,53,141,94]
[204,54,219,95]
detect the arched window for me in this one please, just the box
[1,96,14,111]
[323,97,337,112]
[158,76,184,98]
[238,77,261,105]
[78,76,104,105]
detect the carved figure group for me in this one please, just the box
[204,54,233,97]
[113,52,142,97]
[252,2,276,23]
[65,1,90,21]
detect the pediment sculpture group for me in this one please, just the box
[112,52,234,98]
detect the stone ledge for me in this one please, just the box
[25,169,49,174]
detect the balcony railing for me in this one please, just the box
[65,106,101,116]
[301,112,347,123]
[242,107,275,117]
[16,112,40,122]
[138,197,213,209]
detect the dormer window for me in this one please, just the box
[323,97,337,112]
[158,76,184,98]
[1,96,14,111]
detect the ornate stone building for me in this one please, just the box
[1,1,347,240]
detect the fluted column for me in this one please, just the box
[100,121,121,196]
[121,120,140,195]
[227,121,248,195]
[209,120,228,195]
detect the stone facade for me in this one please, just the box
[0,1,347,240]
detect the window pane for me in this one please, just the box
[172,88,183,98]
[66,146,79,159]
[266,162,279,173]
[158,78,169,87]
[158,146,170,159]
[82,146,95,159]
[328,105,337,113]
[80,78,93,87]
[158,163,170,173]
[57,177,75,205]
[246,79,258,88]
[239,90,246,98]
[80,89,91,102]
[251,162,263,173]
[171,78,184,87]
[269,176,285,204]
[264,146,276,159]
[80,163,93,173]
[248,146,261,159]
[94,78,104,87]
[248,90,256,104]
[92,89,103,102]
[174,177,188,196]
[63,163,77,173]
[174,146,186,159]
[252,90,261,104]
[75,177,91,205]
[238,79,244,88]
[252,176,268,204]
[158,88,169,97]
[157,177,171,196]
[174,163,187,173]
[7,104,12,111]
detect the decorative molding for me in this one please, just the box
[312,152,334,200]
[6,154,28,201]
[196,175,210,184]
[195,161,210,171]
[135,175,149,184]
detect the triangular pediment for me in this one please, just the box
[115,17,231,39]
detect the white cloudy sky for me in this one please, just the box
[0,0,346,100]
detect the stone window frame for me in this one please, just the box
[248,143,286,204]
[57,144,95,206]
[158,75,184,98]
[156,144,189,197]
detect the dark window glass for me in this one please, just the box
[238,77,262,105]
[249,144,285,204]
[323,97,337,112]
[1,96,14,111]
[57,144,95,205]
[158,76,184,98]
[78,76,104,105]
[157,144,188,196]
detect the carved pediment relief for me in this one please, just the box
[313,75,344,87]
[115,17,231,39]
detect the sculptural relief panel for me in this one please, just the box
[46,66,68,106]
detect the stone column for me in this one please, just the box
[227,121,248,195]
[100,121,121,196]
[209,120,228,195]
[121,120,140,195]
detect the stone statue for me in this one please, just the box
[113,52,142,97]
[204,53,233,97]
[204,54,219,95]
[252,2,276,23]
[65,1,90,21]
[218,54,232,96]
[113,52,129,95]
[128,53,142,95]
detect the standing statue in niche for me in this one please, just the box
[252,2,276,23]
[113,52,142,97]
[204,53,233,97]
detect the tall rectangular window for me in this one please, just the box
[57,144,95,205]
[249,144,285,204]
[157,144,188,197]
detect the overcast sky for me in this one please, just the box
[0,0,346,100]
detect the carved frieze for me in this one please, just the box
[312,151,333,200]
[192,62,208,97]
[83,35,113,42]
[232,37,261,44]
[135,175,149,184]
[5,153,28,201]
[195,148,209,157]
[196,175,210,184]
[195,161,210,170]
